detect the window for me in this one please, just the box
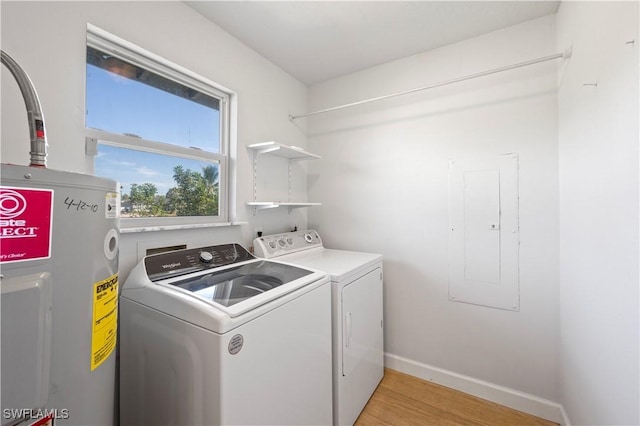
[85,25,232,229]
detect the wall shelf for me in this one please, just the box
[247,201,322,211]
[247,142,321,214]
[248,142,321,160]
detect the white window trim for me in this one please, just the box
[86,24,236,230]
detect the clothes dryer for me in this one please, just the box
[254,230,384,426]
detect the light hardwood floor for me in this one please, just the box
[355,369,558,426]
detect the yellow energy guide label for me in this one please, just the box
[91,273,118,371]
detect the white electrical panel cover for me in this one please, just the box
[449,154,519,311]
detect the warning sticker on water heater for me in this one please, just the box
[91,273,118,371]
[105,192,120,219]
[0,186,53,263]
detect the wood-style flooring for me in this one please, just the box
[355,369,559,426]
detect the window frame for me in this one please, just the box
[85,24,232,230]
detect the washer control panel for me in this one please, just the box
[254,229,323,258]
[145,243,254,282]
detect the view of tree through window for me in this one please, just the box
[86,44,225,219]
[95,145,220,218]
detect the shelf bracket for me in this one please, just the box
[288,159,292,213]
[252,150,258,215]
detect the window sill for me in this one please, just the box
[120,221,247,234]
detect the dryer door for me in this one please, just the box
[341,267,383,377]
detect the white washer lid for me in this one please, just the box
[276,248,382,282]
[122,254,330,333]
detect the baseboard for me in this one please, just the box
[384,353,571,426]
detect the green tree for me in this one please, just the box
[164,187,179,214]
[130,182,159,216]
[154,195,167,216]
[202,165,219,196]
[172,166,217,216]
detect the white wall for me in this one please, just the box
[557,2,639,425]
[1,1,311,280]
[4,2,638,423]
[307,15,560,406]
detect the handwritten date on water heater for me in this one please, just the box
[64,196,99,213]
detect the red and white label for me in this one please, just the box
[0,186,53,263]
[30,414,54,426]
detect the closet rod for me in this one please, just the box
[289,47,572,121]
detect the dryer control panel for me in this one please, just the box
[254,230,322,258]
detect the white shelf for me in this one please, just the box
[248,142,321,160]
[247,201,322,211]
[248,141,321,214]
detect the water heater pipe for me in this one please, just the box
[1,50,48,167]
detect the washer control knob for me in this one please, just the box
[304,233,313,243]
[286,237,293,245]
[268,241,277,249]
[199,251,214,263]
[278,239,286,247]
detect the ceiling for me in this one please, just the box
[185,1,560,86]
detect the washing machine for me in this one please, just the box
[119,243,332,426]
[254,230,384,426]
